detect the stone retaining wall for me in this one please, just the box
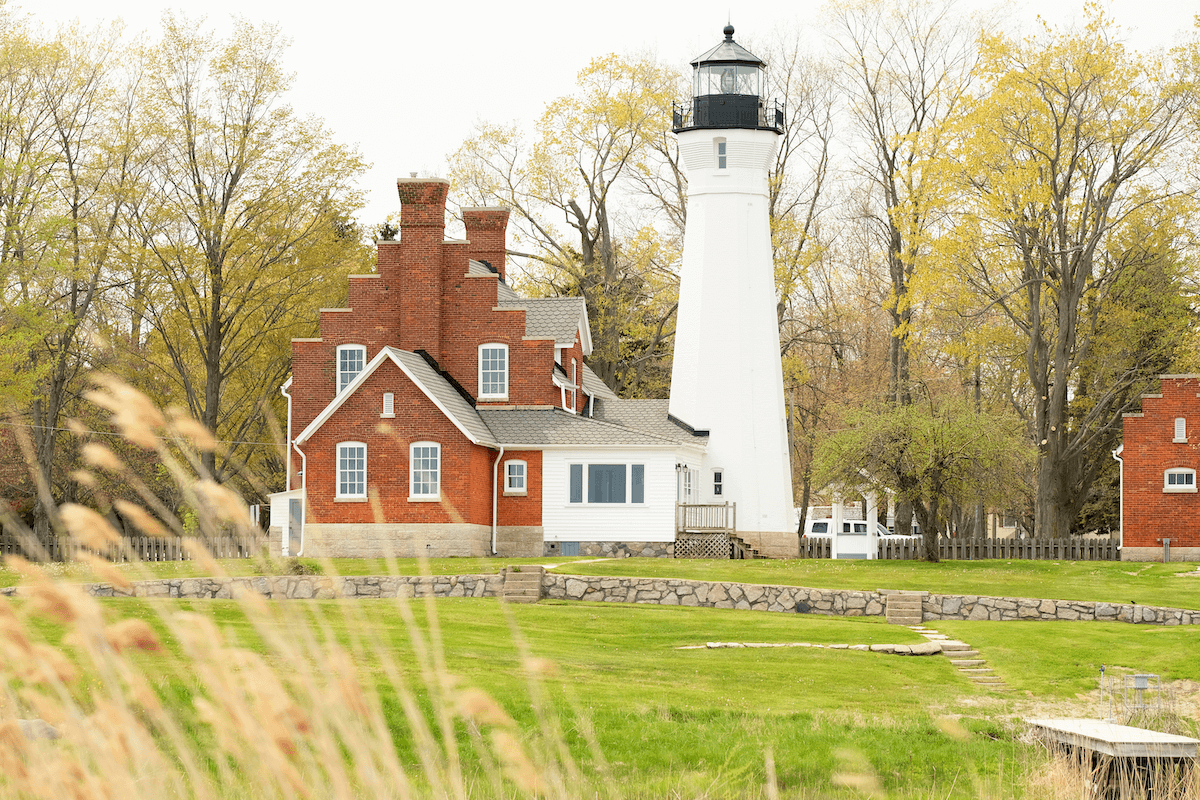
[3,572,1196,626]
[0,574,503,600]
[541,575,1200,626]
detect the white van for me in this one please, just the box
[804,518,918,539]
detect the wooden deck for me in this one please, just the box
[1028,718,1200,759]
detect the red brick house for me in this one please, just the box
[1117,375,1200,561]
[269,178,707,558]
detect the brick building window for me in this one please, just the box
[479,344,508,399]
[381,392,395,418]
[410,442,440,499]
[1164,468,1196,493]
[337,442,366,499]
[1175,417,1187,442]
[337,345,365,394]
[505,460,527,494]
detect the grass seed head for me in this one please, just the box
[81,443,124,472]
[76,553,132,590]
[194,480,247,523]
[491,728,545,795]
[457,687,514,728]
[113,500,170,538]
[70,469,99,489]
[59,503,121,549]
[87,375,165,449]
[29,642,79,684]
[104,618,162,654]
[167,408,218,451]
[27,583,87,625]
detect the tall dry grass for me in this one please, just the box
[0,375,619,799]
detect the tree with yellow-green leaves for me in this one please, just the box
[129,16,369,486]
[931,9,1198,538]
[449,54,683,398]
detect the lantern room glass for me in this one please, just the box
[694,63,762,97]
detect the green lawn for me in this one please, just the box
[0,556,591,588]
[90,597,1053,798]
[550,558,1200,611]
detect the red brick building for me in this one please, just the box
[269,178,707,558]
[1117,375,1200,561]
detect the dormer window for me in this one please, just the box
[479,344,508,399]
[337,345,365,394]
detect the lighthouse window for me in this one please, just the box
[717,141,727,169]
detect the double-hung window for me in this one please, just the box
[569,463,645,504]
[716,140,727,169]
[337,442,366,499]
[505,460,527,494]
[337,345,366,394]
[479,344,508,399]
[410,442,440,499]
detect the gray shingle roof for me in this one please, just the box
[592,399,708,445]
[580,363,619,401]
[498,296,584,345]
[478,407,695,448]
[387,348,496,444]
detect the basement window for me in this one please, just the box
[1164,468,1196,493]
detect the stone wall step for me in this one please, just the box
[947,650,980,659]
[502,597,539,604]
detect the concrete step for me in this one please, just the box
[504,575,542,587]
[887,617,923,626]
[971,676,1004,684]
[959,667,995,675]
[950,659,986,667]
[947,650,980,659]
[504,586,541,596]
[502,596,539,604]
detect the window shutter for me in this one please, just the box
[383,393,394,416]
[569,464,583,503]
[1176,418,1186,441]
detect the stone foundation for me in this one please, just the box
[495,526,544,557]
[301,523,491,558]
[1121,546,1200,562]
[576,541,674,558]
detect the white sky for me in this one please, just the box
[19,0,1198,229]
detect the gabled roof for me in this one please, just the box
[498,295,592,353]
[294,347,497,447]
[478,407,704,449]
[580,363,619,401]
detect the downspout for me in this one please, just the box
[491,445,505,556]
[1112,447,1123,551]
[279,380,307,557]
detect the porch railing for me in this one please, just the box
[676,502,736,535]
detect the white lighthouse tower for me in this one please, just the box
[669,25,795,557]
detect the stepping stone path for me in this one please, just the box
[911,625,1009,692]
[688,625,1009,692]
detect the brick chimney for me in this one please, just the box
[463,207,510,282]
[392,178,450,360]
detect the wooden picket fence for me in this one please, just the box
[0,531,260,562]
[801,535,1118,561]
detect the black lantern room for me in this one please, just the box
[673,25,783,133]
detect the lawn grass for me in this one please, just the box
[90,597,1038,798]
[936,619,1200,702]
[0,556,591,588]
[550,557,1200,611]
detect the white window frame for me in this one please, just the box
[478,343,508,400]
[504,460,527,495]
[568,463,645,505]
[381,392,395,418]
[336,441,366,500]
[1175,418,1187,443]
[1164,468,1196,493]
[410,441,441,500]
[712,468,724,497]
[715,138,727,170]
[336,345,366,394]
